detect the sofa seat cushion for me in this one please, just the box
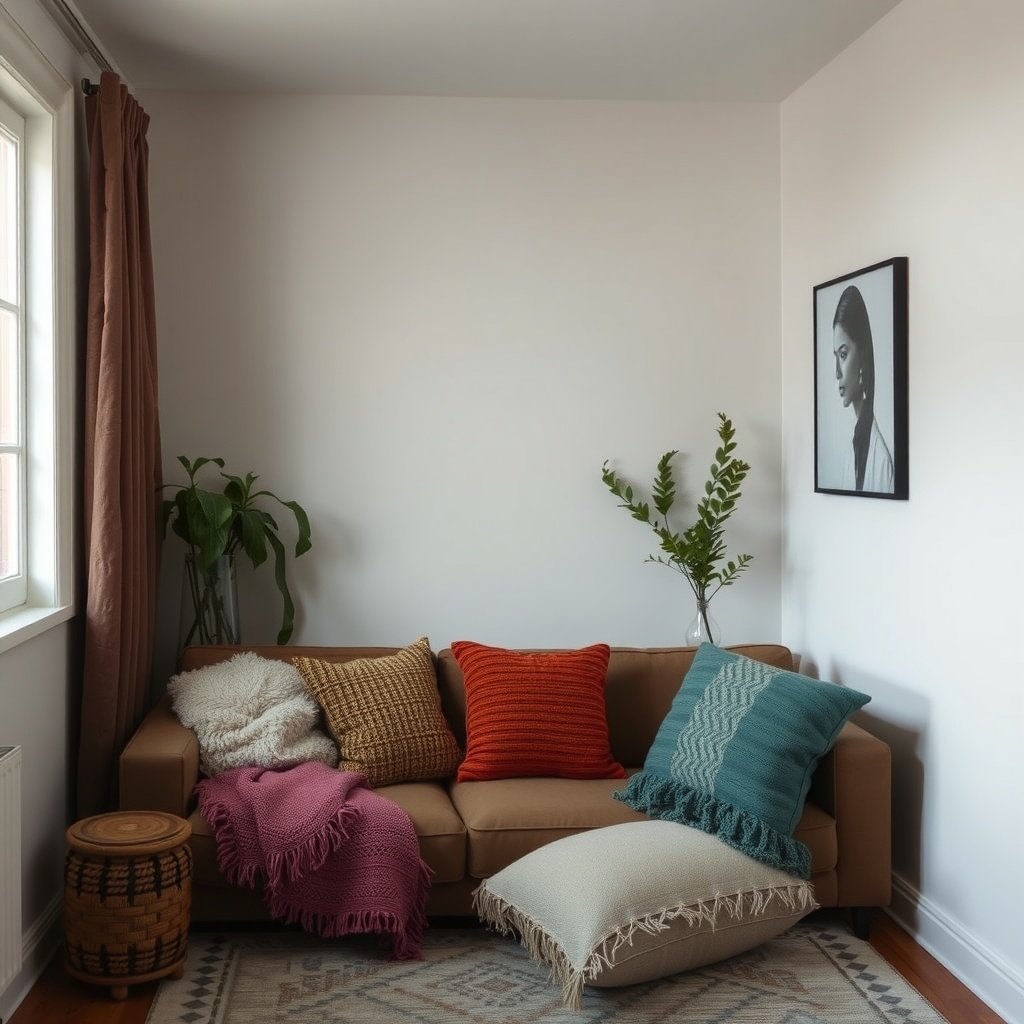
[450,775,838,881]
[189,780,466,888]
[374,781,467,883]
[450,776,649,878]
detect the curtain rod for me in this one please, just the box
[82,79,99,95]
[47,0,114,76]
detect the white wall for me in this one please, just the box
[0,2,94,1018]
[0,625,75,1017]
[144,94,782,683]
[781,2,1024,1021]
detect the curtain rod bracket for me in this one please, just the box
[82,78,99,96]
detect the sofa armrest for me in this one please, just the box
[810,720,892,907]
[119,695,199,817]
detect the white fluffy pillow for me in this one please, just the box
[168,652,337,777]
[474,820,817,1009]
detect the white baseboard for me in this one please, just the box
[0,893,61,1024]
[888,872,1024,1024]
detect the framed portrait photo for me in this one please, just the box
[814,257,908,499]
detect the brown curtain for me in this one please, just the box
[78,71,162,817]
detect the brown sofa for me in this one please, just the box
[119,643,891,935]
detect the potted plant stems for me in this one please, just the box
[601,413,752,645]
[162,456,311,646]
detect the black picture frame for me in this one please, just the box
[813,257,908,499]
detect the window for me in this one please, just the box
[0,9,75,650]
[0,96,26,613]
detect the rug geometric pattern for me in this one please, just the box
[146,922,950,1024]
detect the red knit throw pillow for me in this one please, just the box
[451,641,626,783]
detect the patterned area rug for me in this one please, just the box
[147,922,949,1023]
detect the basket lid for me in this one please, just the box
[67,811,191,857]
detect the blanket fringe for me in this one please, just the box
[473,879,817,1011]
[196,795,260,889]
[196,793,363,894]
[613,774,813,879]
[268,859,435,960]
[264,803,362,891]
[196,772,433,959]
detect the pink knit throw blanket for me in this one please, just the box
[195,763,432,958]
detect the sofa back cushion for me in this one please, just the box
[180,645,403,672]
[179,642,795,770]
[437,644,794,767]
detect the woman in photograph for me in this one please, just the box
[833,285,894,493]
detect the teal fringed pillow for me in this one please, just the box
[614,644,870,878]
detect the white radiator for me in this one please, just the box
[0,746,21,995]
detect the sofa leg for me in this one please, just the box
[851,907,873,940]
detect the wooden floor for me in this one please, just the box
[10,909,1006,1024]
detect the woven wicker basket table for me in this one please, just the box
[64,810,192,1000]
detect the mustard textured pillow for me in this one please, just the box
[293,637,461,786]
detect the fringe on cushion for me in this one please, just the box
[473,879,817,1011]
[613,774,812,879]
[473,885,590,1010]
[267,859,434,961]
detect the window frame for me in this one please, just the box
[0,7,77,653]
[0,93,28,613]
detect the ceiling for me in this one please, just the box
[70,0,902,100]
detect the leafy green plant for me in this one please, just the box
[161,456,312,645]
[601,413,752,640]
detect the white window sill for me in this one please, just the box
[0,603,75,656]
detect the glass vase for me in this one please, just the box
[178,552,240,649]
[685,599,720,647]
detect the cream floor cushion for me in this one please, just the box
[474,819,817,1009]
